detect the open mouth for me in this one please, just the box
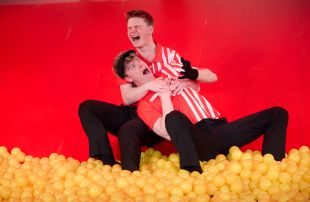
[142,68,150,75]
[132,36,140,42]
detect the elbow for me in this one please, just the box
[122,96,132,105]
[212,73,218,82]
[204,72,218,83]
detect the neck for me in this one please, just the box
[136,78,155,87]
[136,41,156,62]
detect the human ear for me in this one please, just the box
[148,25,154,34]
[124,77,133,83]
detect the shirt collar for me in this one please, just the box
[135,41,163,65]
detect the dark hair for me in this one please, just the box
[113,50,137,79]
[126,10,153,26]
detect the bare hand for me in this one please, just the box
[169,78,189,95]
[145,77,169,93]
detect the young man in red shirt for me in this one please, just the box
[113,50,288,173]
[78,10,217,171]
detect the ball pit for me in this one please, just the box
[0,145,309,202]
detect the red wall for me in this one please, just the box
[0,0,309,161]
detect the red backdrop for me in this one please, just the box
[0,0,309,161]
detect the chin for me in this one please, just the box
[132,41,143,48]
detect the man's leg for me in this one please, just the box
[209,107,288,160]
[78,100,132,165]
[165,111,204,172]
[118,118,163,171]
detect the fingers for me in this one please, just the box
[181,57,185,64]
[171,85,184,95]
[181,57,191,69]
[169,80,185,95]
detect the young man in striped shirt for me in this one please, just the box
[114,50,288,173]
[79,10,217,171]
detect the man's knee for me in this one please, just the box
[118,119,147,145]
[165,110,189,126]
[271,106,289,121]
[78,99,96,118]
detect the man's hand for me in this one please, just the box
[144,77,169,92]
[178,57,198,80]
[168,77,189,95]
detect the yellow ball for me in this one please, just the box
[168,153,179,164]
[180,181,192,194]
[279,172,291,183]
[259,177,272,190]
[213,174,225,187]
[125,184,142,198]
[263,153,275,164]
[116,177,128,188]
[155,190,169,199]
[105,183,119,195]
[230,181,243,193]
[170,186,184,196]
[266,169,279,180]
[299,145,309,153]
[154,181,165,191]
[206,183,217,195]
[256,162,268,174]
[11,147,22,156]
[240,169,252,179]
[250,171,261,183]
[0,186,11,200]
[136,177,147,189]
[241,152,253,161]
[229,161,242,174]
[193,183,207,195]
[288,152,300,163]
[225,173,238,184]
[229,147,243,160]
[293,192,308,202]
[217,191,232,201]
[302,170,310,183]
[215,154,227,162]
[143,184,157,195]
[88,183,103,197]
[195,195,210,202]
[241,159,252,170]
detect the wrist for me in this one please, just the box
[191,69,199,80]
[159,92,171,99]
[143,83,149,91]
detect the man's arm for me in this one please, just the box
[120,84,148,105]
[120,78,168,105]
[197,68,218,83]
[152,91,174,140]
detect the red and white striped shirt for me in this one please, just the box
[116,43,195,85]
[137,88,221,129]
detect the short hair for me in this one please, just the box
[126,10,153,26]
[113,50,137,79]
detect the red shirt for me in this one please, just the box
[137,88,221,129]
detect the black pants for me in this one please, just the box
[165,107,288,171]
[78,100,163,171]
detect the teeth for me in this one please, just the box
[132,36,140,41]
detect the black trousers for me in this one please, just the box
[165,107,288,170]
[78,100,163,171]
